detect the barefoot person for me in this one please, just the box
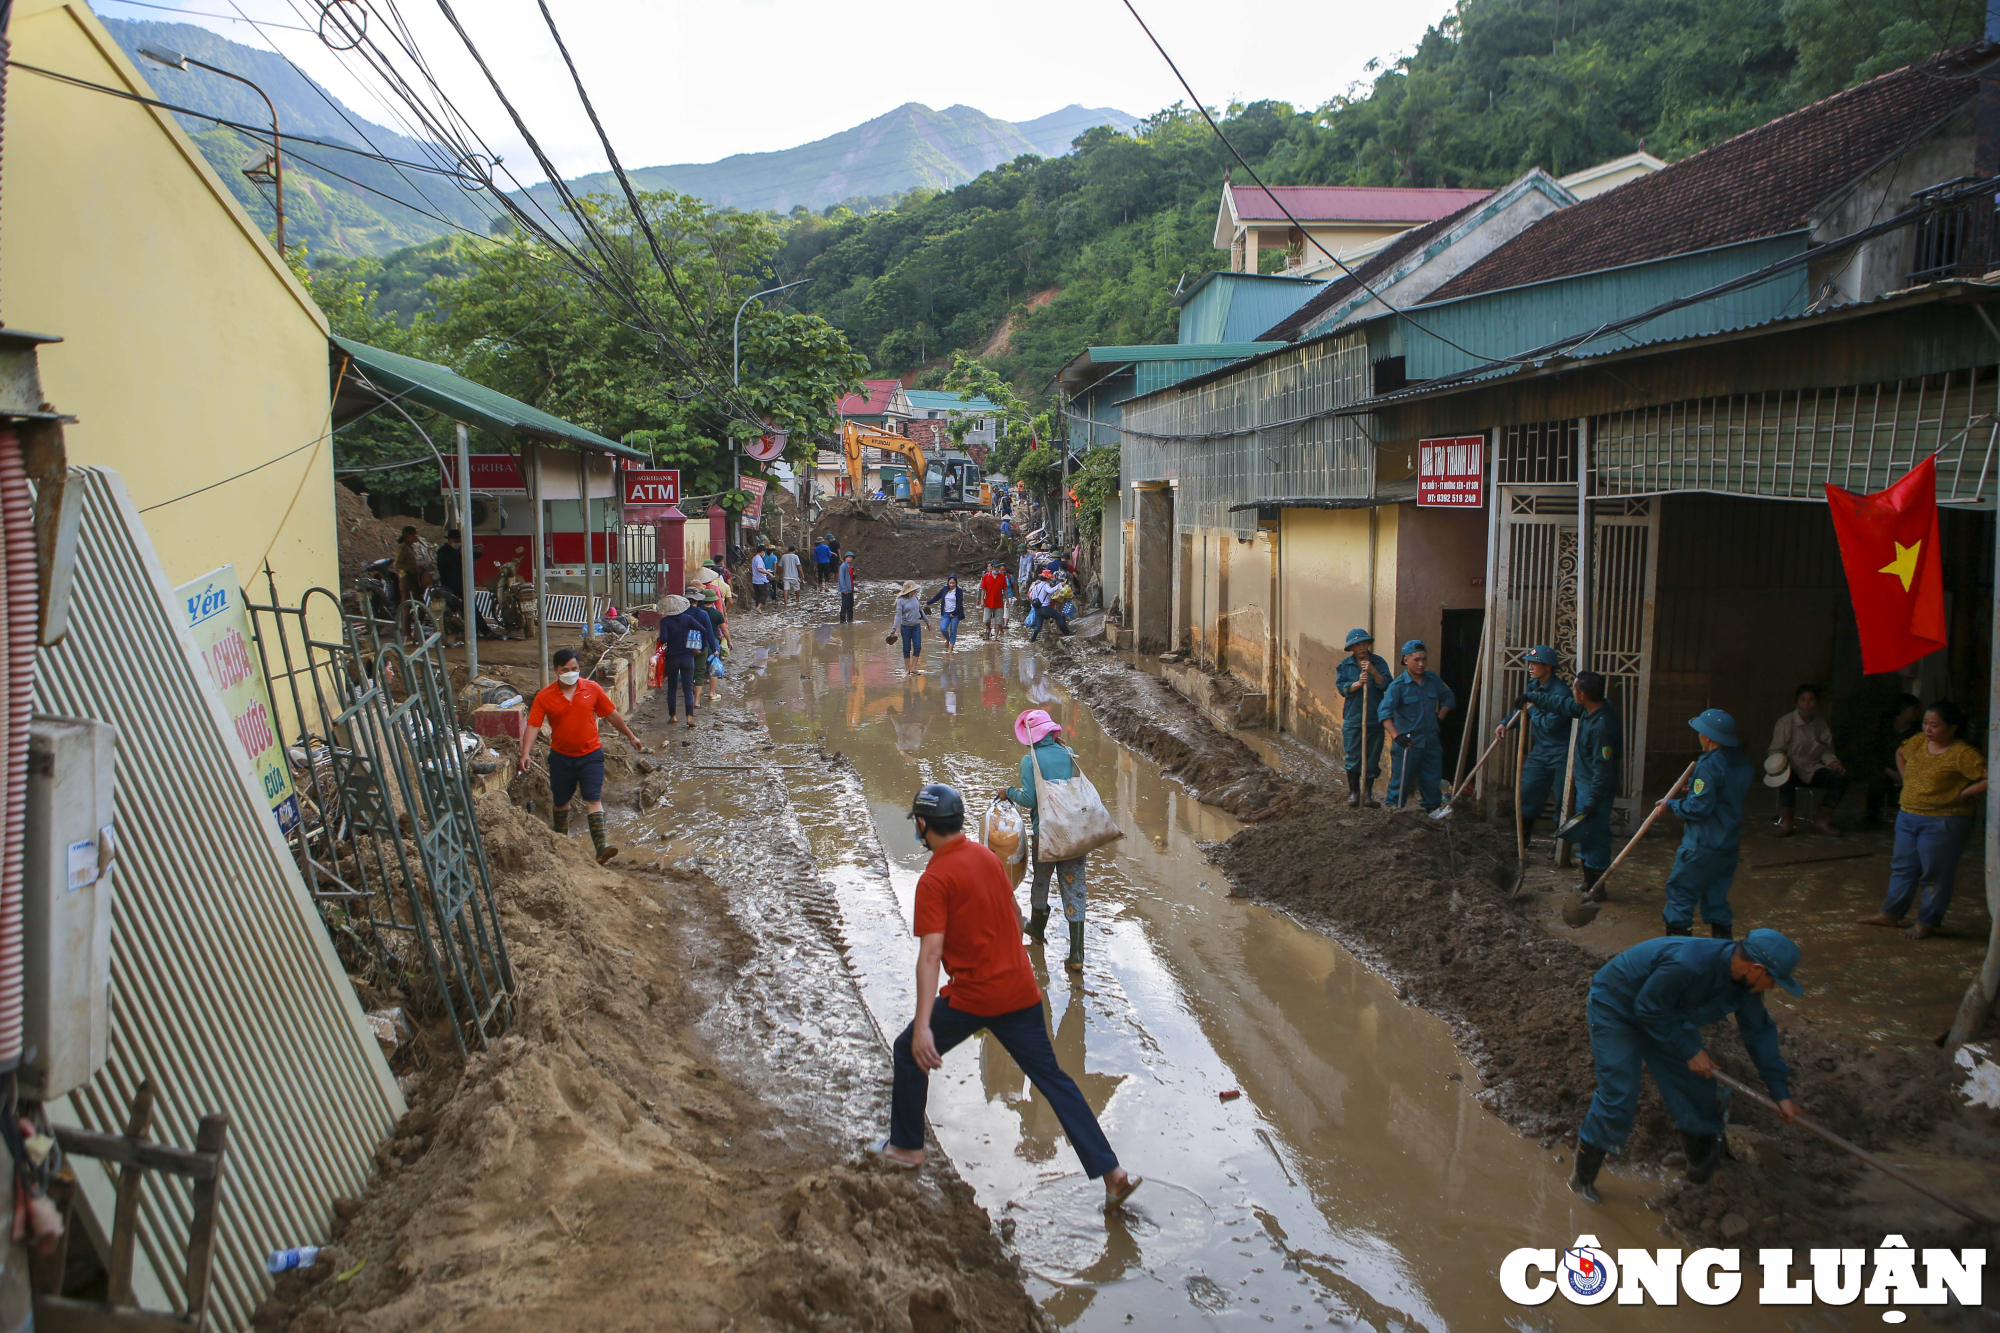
[518,648,647,863]
[870,783,1142,1212]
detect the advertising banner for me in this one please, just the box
[1417,435,1485,507]
[174,565,300,834]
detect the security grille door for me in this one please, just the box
[1491,490,1658,823]
[622,523,661,605]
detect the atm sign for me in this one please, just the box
[622,470,681,505]
[1417,435,1484,507]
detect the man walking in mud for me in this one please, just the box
[1378,640,1456,811]
[1569,928,1803,1203]
[871,784,1143,1213]
[1662,709,1754,938]
[1337,629,1389,806]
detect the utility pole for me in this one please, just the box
[457,424,477,679]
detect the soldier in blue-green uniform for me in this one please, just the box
[1336,628,1390,807]
[1494,644,1573,846]
[1661,709,1755,938]
[1525,670,1622,899]
[1378,640,1456,811]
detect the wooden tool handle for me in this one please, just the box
[1595,760,1697,890]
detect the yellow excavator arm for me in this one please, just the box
[842,421,926,499]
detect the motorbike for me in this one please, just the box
[355,558,399,622]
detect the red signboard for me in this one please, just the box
[1416,435,1485,507]
[438,453,528,494]
[622,469,681,505]
[739,476,767,519]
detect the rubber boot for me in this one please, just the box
[1665,921,1692,936]
[588,811,618,864]
[1065,923,1084,972]
[1026,908,1049,945]
[1346,772,1360,808]
[1581,866,1607,903]
[1684,1133,1722,1184]
[1710,922,1734,939]
[552,806,569,836]
[1568,1140,1607,1204]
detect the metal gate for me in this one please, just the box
[1488,490,1659,826]
[620,522,661,607]
[248,572,515,1054]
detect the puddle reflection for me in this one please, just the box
[738,595,1837,1331]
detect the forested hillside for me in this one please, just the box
[784,0,1978,392]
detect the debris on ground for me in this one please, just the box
[1038,633,2000,1261]
[255,749,1042,1331]
[817,498,1015,579]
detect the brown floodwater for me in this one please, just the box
[657,589,1886,1331]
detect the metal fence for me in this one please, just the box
[247,572,514,1055]
[1592,365,2000,505]
[1122,333,1374,533]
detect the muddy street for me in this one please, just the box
[628,584,1837,1332]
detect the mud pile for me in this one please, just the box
[818,499,1013,581]
[255,790,1040,1332]
[1039,636,1997,1259]
[336,483,443,586]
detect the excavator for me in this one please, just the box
[840,420,986,513]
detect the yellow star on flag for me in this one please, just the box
[1879,539,1922,592]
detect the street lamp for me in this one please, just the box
[728,278,811,553]
[139,44,285,254]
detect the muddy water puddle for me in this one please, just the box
[631,594,1849,1330]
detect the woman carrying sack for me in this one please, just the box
[1001,708,1122,971]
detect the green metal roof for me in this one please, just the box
[1086,342,1285,362]
[902,389,1001,414]
[332,336,643,459]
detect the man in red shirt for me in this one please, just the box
[871,784,1141,1210]
[978,559,1011,640]
[516,647,647,863]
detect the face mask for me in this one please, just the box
[913,821,927,848]
[558,670,581,687]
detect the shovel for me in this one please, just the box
[1430,704,1526,820]
[1509,705,1532,898]
[1560,760,1697,926]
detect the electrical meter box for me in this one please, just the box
[21,715,115,1101]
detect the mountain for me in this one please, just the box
[516,102,1142,217]
[101,18,500,256]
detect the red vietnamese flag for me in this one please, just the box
[1824,456,1947,673]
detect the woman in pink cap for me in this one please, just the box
[1000,708,1089,971]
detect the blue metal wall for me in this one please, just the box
[1177,273,1325,344]
[1378,235,1809,380]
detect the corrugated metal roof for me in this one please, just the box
[1175,273,1326,344]
[40,469,402,1331]
[902,389,1000,413]
[1229,185,1490,224]
[332,337,641,458]
[1088,342,1283,361]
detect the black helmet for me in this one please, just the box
[909,783,965,821]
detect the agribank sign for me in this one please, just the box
[1502,1235,1982,1316]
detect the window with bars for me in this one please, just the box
[1497,420,1577,484]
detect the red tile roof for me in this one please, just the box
[1230,185,1490,225]
[1424,48,1983,303]
[836,378,902,416]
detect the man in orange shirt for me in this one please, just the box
[870,783,1142,1211]
[516,648,647,863]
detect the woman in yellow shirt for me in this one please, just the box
[1859,700,1988,939]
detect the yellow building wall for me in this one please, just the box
[1278,508,1381,755]
[4,0,336,601]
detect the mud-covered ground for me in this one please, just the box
[818,499,1015,581]
[1036,632,1999,1270]
[255,608,1042,1333]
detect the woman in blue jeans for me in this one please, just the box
[1860,700,1987,940]
[894,580,928,672]
[925,574,965,654]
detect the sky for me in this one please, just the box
[94,0,1456,183]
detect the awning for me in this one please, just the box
[1226,479,1417,512]
[330,336,644,460]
